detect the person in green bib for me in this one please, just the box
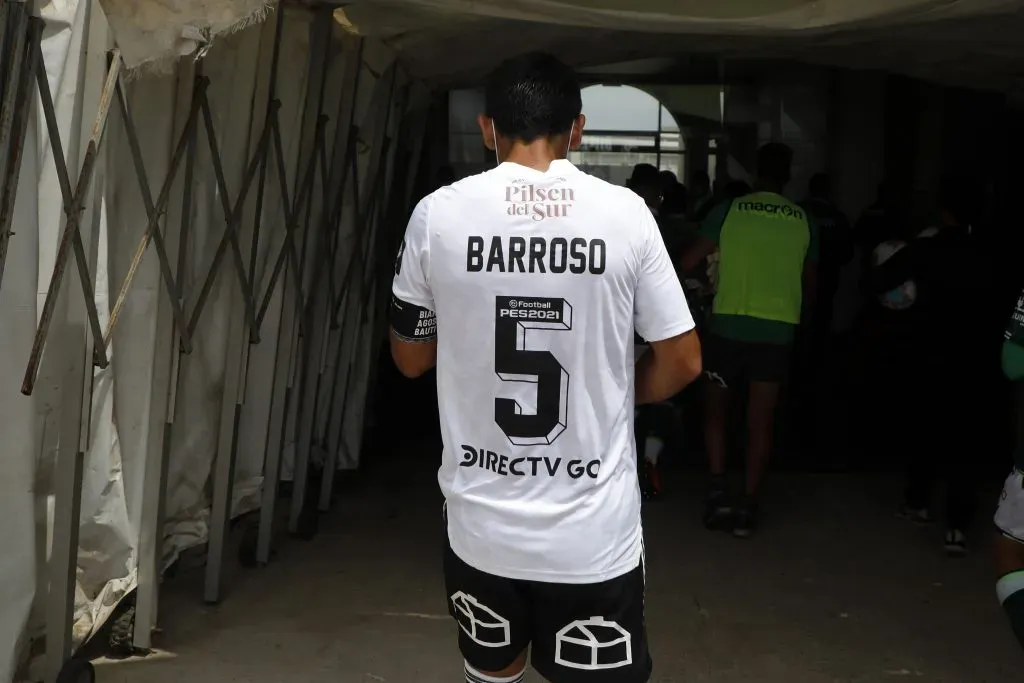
[680,143,818,537]
[995,286,1024,650]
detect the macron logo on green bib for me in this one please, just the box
[735,200,806,222]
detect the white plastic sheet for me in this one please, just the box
[97,0,271,70]
[1,2,93,679]
[342,0,1024,96]
[1,2,407,678]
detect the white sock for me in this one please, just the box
[644,436,663,465]
[465,662,525,683]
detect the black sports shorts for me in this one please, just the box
[443,543,652,683]
[703,333,792,388]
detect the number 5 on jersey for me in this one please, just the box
[494,296,573,447]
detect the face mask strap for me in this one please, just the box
[565,120,576,158]
[491,120,499,166]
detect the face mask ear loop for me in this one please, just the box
[566,120,576,158]
[491,120,499,167]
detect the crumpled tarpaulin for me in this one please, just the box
[97,0,272,69]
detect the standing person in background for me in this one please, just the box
[689,169,713,220]
[866,174,985,555]
[855,180,904,260]
[390,52,701,683]
[795,173,854,457]
[995,285,1024,650]
[659,169,681,200]
[627,163,663,214]
[627,163,682,499]
[800,173,854,347]
[680,143,818,537]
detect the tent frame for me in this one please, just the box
[0,3,426,680]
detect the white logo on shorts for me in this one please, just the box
[554,617,632,670]
[450,592,510,648]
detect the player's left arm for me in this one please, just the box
[390,198,437,378]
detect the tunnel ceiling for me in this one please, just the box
[333,0,1024,97]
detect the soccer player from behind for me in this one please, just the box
[389,53,701,683]
[679,143,818,538]
[995,285,1024,650]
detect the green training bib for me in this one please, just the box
[714,192,811,325]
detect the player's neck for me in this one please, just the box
[501,139,566,173]
[754,180,785,195]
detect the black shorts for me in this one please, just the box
[443,544,652,683]
[703,334,791,388]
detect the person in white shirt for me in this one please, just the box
[390,52,702,683]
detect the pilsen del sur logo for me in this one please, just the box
[505,177,575,221]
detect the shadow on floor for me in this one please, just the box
[95,451,1020,683]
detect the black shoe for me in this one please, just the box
[944,529,967,557]
[702,481,731,530]
[732,500,758,539]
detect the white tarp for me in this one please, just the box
[97,0,272,70]
[339,0,1024,95]
[51,0,1024,92]
[2,2,413,679]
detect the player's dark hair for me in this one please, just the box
[484,52,582,143]
[756,142,793,187]
[627,163,661,192]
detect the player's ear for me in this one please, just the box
[478,114,496,151]
[568,114,585,151]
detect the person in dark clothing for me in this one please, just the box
[994,286,1024,650]
[801,173,854,342]
[660,169,679,193]
[856,179,905,253]
[689,169,713,219]
[662,181,689,217]
[628,163,676,499]
[866,173,987,556]
[628,163,663,213]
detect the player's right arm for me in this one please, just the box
[633,201,702,405]
[390,198,437,378]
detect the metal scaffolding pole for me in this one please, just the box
[44,2,108,679]
[284,13,348,537]
[133,60,201,649]
[204,6,314,602]
[319,137,395,501]
[0,4,35,294]
[21,37,120,396]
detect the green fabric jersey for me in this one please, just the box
[699,193,819,345]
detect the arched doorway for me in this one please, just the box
[569,84,682,186]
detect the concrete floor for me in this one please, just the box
[95,455,1021,683]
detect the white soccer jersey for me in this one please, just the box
[391,159,694,584]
